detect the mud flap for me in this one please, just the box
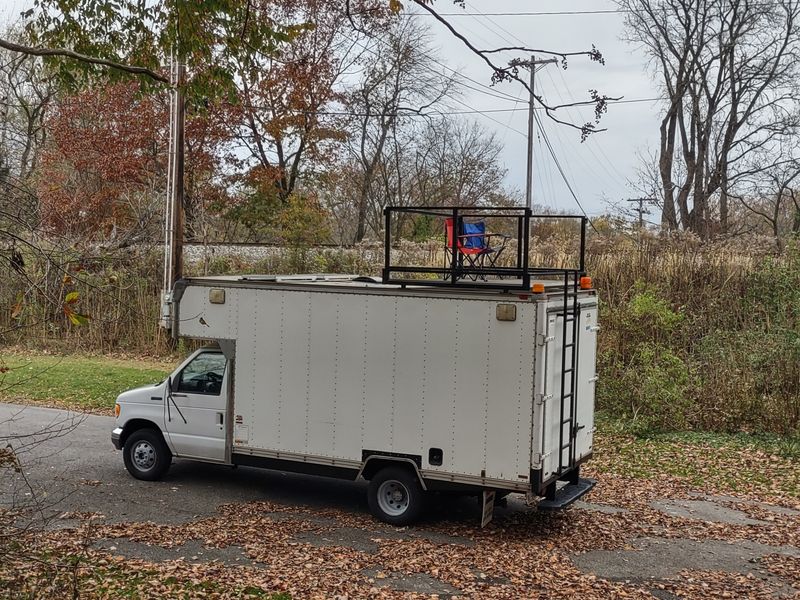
[481,490,496,528]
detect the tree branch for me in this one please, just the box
[408,0,611,139]
[482,46,603,60]
[0,37,168,84]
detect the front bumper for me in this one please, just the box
[111,427,123,450]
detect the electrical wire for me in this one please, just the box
[413,2,790,17]
[542,66,626,192]
[552,66,632,185]
[499,86,524,144]
[458,1,601,220]
[534,110,597,228]
[0,96,662,115]
[417,10,624,17]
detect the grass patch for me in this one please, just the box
[1,552,290,599]
[593,413,800,498]
[0,352,170,410]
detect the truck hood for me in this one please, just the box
[117,382,165,403]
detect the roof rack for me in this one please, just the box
[380,206,587,291]
[240,274,361,283]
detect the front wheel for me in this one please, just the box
[123,429,172,481]
[367,467,425,526]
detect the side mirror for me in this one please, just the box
[168,376,174,392]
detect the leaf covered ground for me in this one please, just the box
[3,434,799,599]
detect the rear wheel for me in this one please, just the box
[367,467,425,526]
[123,429,172,481]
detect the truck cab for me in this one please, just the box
[111,346,229,480]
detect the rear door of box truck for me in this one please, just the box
[532,295,598,488]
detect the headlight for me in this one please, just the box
[114,403,121,417]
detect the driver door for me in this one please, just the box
[164,350,228,462]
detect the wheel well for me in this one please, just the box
[359,457,426,490]
[120,419,164,448]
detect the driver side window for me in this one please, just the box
[176,353,226,395]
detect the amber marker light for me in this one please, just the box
[114,403,121,417]
[580,276,593,290]
[531,283,545,293]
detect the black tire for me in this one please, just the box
[367,466,425,526]
[123,429,172,481]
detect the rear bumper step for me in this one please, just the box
[537,477,596,510]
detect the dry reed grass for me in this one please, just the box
[1,233,797,435]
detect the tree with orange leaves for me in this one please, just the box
[38,82,231,244]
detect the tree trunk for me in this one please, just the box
[658,111,679,230]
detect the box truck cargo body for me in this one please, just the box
[111,207,599,525]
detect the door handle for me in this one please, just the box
[216,413,224,426]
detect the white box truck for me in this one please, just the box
[111,207,599,525]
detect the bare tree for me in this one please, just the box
[0,29,54,230]
[621,0,800,237]
[0,55,52,183]
[412,118,506,206]
[321,114,515,243]
[734,137,800,249]
[347,17,454,242]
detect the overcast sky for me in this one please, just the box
[406,0,662,218]
[2,0,662,219]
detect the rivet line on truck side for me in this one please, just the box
[304,293,312,451]
[483,306,491,467]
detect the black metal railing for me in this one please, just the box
[381,205,588,292]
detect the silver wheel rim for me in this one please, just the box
[132,440,156,471]
[377,480,410,517]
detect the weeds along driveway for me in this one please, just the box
[2,402,799,599]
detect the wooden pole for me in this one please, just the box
[169,59,186,289]
[524,56,557,210]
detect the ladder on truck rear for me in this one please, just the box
[557,272,580,478]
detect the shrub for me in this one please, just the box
[694,330,800,434]
[599,342,693,434]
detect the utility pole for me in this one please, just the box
[170,59,186,289]
[525,55,557,210]
[160,54,186,330]
[625,197,655,230]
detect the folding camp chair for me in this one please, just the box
[444,217,510,281]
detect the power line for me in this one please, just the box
[451,5,600,222]
[0,96,663,114]
[345,35,522,105]
[499,86,524,144]
[412,3,788,17]
[626,197,656,229]
[547,66,631,190]
[463,1,535,47]
[534,110,597,227]
[416,10,623,17]
[438,0,631,218]
[449,2,632,218]
[456,1,617,220]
